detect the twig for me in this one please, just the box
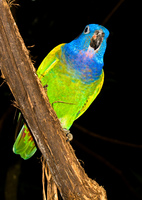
[42,157,58,200]
[74,123,142,149]
[6,0,19,7]
[102,0,125,25]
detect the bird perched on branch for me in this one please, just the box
[13,24,109,159]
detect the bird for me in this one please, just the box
[13,24,109,160]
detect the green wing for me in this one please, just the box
[13,124,37,160]
[37,43,65,84]
[75,71,104,120]
[13,44,65,160]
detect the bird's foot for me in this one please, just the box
[63,128,73,142]
[43,84,48,93]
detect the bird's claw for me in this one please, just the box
[63,128,73,142]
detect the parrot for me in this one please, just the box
[13,24,109,160]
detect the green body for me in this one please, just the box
[13,44,104,159]
[13,22,110,160]
[37,44,104,130]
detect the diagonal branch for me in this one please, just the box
[0,0,107,199]
[102,0,125,25]
[74,123,142,149]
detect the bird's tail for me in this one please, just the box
[13,124,37,160]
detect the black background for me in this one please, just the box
[0,0,142,199]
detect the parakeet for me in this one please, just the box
[13,24,109,160]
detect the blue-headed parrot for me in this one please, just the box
[13,24,109,159]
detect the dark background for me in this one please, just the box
[0,0,142,199]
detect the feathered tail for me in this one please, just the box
[13,124,37,160]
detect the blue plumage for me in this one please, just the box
[61,24,109,83]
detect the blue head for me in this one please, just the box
[62,24,109,83]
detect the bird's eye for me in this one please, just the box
[83,26,90,34]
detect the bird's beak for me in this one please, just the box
[90,30,105,51]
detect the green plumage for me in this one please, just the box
[13,24,109,160]
[37,44,104,130]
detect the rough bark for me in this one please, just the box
[0,0,107,199]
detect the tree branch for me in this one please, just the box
[74,123,142,149]
[0,0,107,199]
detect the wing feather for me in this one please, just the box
[75,71,104,120]
[37,43,65,82]
[13,44,65,159]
